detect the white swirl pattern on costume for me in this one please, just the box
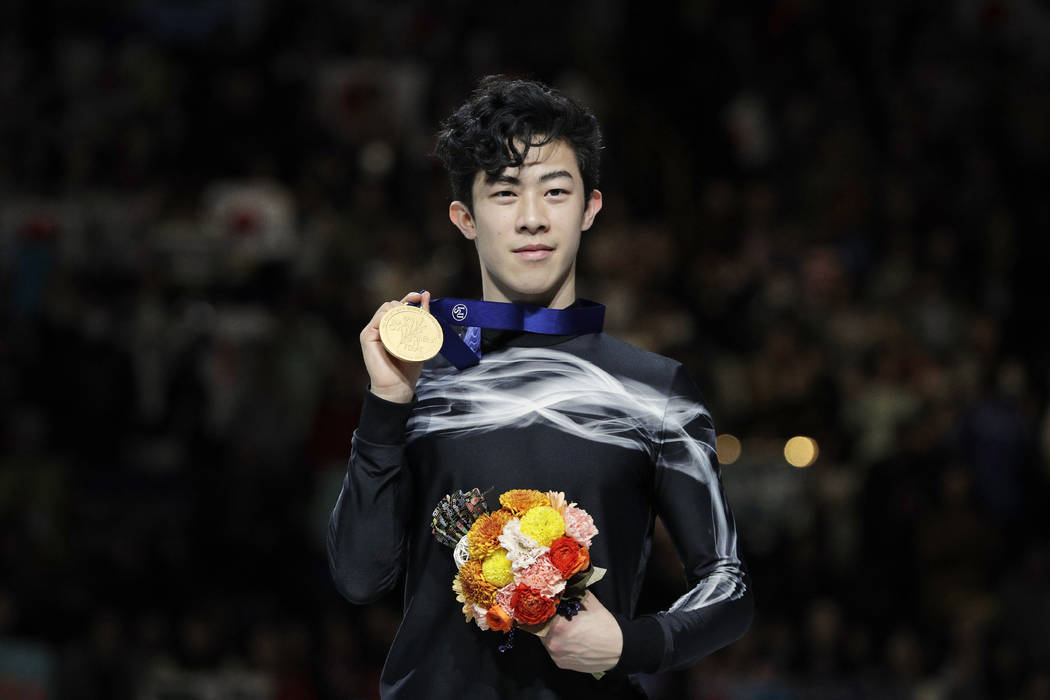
[409,348,672,458]
[406,347,745,579]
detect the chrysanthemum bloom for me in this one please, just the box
[499,518,549,571]
[516,555,567,598]
[452,576,474,623]
[481,548,514,587]
[519,505,566,547]
[467,509,513,561]
[563,506,599,547]
[457,560,497,608]
[499,489,548,515]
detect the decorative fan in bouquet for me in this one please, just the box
[431,488,605,652]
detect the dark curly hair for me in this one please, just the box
[434,75,602,212]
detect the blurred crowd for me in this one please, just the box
[2,1,1050,698]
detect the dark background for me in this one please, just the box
[2,1,1049,698]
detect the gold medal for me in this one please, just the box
[379,304,444,362]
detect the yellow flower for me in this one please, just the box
[467,510,513,561]
[481,548,514,587]
[499,489,548,515]
[457,560,497,607]
[519,505,566,547]
[452,575,474,623]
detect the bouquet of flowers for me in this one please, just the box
[431,488,605,646]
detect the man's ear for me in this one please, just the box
[581,189,603,232]
[449,201,476,240]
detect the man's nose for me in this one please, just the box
[516,193,549,233]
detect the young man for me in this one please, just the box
[329,75,753,699]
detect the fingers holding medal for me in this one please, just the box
[379,291,443,363]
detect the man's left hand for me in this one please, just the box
[537,591,623,673]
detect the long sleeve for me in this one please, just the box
[613,363,753,673]
[327,390,416,604]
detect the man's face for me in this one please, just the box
[449,139,602,309]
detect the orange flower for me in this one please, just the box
[457,560,497,607]
[548,536,590,578]
[452,576,474,623]
[486,604,513,632]
[510,585,557,626]
[499,489,548,515]
[467,509,513,561]
[574,546,590,576]
[546,490,569,514]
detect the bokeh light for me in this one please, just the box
[716,434,742,465]
[784,436,819,468]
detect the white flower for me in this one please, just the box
[498,517,549,572]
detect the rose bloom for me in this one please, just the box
[510,585,558,626]
[486,604,513,632]
[548,536,590,578]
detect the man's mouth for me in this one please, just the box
[513,244,554,260]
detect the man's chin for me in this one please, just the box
[499,288,557,306]
[485,271,572,307]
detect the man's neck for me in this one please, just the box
[481,280,576,309]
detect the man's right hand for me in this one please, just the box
[360,290,432,404]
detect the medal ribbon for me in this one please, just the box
[412,297,605,369]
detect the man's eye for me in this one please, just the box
[547,189,567,197]
[495,190,515,197]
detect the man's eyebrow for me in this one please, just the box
[539,170,574,183]
[484,170,574,186]
[486,173,520,186]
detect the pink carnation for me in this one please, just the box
[563,506,598,547]
[495,583,517,615]
[515,554,566,598]
[473,604,491,630]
